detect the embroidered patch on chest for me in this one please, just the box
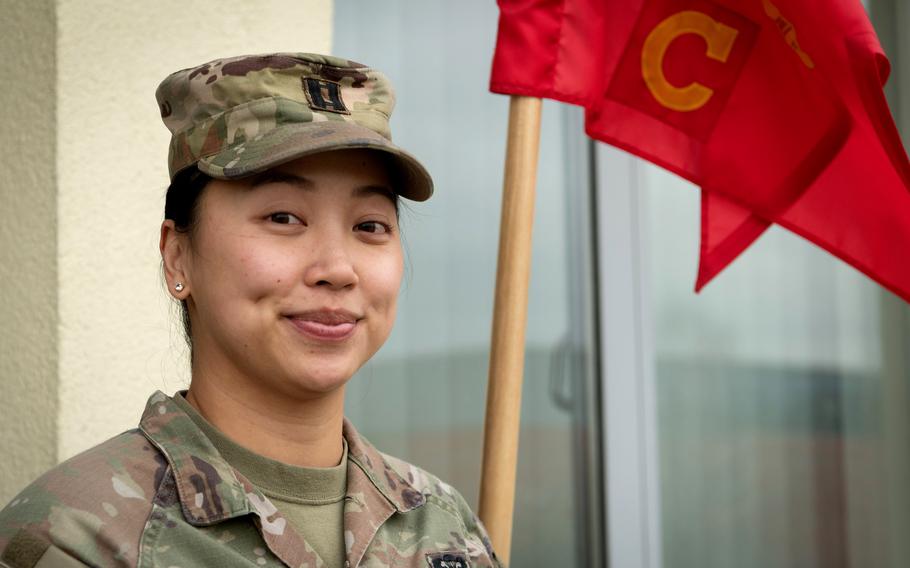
[302,77,350,114]
[425,551,471,568]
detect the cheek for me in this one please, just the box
[362,250,404,313]
[200,237,299,303]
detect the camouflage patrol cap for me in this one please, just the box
[156,53,433,201]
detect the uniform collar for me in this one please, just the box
[137,391,426,566]
[138,390,251,524]
[343,419,427,512]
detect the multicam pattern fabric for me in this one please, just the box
[0,392,501,568]
[156,53,433,201]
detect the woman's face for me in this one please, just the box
[177,149,403,399]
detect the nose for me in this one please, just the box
[302,235,358,290]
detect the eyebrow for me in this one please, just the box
[248,171,397,202]
[354,185,397,202]
[249,171,313,190]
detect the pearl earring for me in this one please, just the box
[174,282,184,292]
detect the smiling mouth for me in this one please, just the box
[284,310,361,341]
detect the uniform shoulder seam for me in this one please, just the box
[423,494,471,534]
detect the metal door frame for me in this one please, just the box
[595,143,664,568]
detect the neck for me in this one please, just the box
[185,367,346,468]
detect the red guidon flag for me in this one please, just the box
[490,0,910,301]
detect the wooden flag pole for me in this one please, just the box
[478,95,543,566]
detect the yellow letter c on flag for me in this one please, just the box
[641,10,739,112]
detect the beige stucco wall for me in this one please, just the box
[0,0,59,506]
[1,0,332,503]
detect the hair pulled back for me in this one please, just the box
[163,167,211,355]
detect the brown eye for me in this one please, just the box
[355,221,392,234]
[269,212,303,225]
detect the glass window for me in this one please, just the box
[643,164,908,568]
[598,0,910,562]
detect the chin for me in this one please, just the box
[283,363,356,395]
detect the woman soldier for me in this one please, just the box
[0,53,501,568]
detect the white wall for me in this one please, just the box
[0,0,333,502]
[0,0,58,505]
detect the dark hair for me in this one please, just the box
[163,167,211,357]
[162,161,403,357]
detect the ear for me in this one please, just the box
[160,219,192,299]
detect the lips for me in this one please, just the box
[284,309,361,341]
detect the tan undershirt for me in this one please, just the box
[174,393,347,567]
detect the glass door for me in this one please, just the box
[596,2,910,556]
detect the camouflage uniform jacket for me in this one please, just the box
[0,391,501,568]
